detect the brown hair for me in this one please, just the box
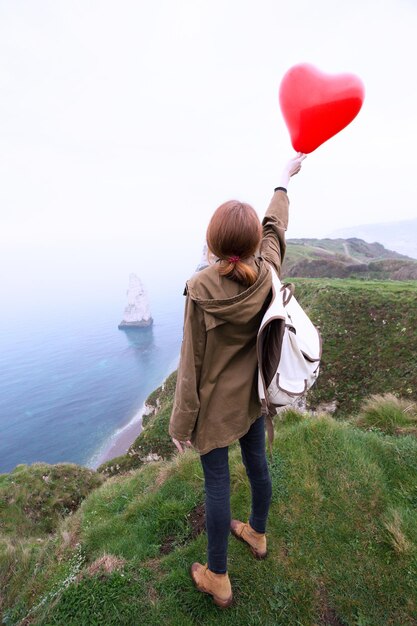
[206,200,262,287]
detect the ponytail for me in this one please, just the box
[217,258,258,287]
[206,200,262,288]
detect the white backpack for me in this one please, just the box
[257,263,322,455]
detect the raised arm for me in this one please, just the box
[259,153,306,275]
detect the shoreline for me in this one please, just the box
[87,357,179,471]
[87,403,147,470]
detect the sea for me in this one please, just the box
[0,280,185,475]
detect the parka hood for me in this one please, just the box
[184,258,272,330]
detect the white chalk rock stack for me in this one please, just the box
[118,273,153,329]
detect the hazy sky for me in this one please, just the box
[1,0,416,298]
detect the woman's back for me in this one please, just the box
[169,190,290,455]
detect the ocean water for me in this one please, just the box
[0,289,184,475]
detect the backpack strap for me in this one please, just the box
[281,282,295,306]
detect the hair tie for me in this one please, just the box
[228,255,240,264]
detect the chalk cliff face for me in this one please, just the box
[195,243,210,272]
[118,274,153,329]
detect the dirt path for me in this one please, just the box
[343,242,359,262]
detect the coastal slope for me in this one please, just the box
[96,278,417,477]
[1,278,417,625]
[1,408,417,624]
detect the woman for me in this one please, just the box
[169,152,306,608]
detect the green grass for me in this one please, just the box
[349,394,417,436]
[292,279,417,417]
[81,453,204,562]
[2,414,417,625]
[0,462,104,536]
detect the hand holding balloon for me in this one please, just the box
[279,152,307,188]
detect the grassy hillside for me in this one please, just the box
[1,278,417,625]
[0,463,104,537]
[283,238,417,279]
[1,408,417,625]
[291,279,417,417]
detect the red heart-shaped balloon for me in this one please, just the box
[279,63,365,153]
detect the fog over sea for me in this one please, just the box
[0,251,189,475]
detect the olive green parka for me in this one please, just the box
[168,190,289,455]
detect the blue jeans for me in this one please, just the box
[199,415,272,574]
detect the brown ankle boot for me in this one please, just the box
[230,519,267,559]
[190,562,233,608]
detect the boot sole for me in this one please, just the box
[190,565,233,608]
[230,527,268,560]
